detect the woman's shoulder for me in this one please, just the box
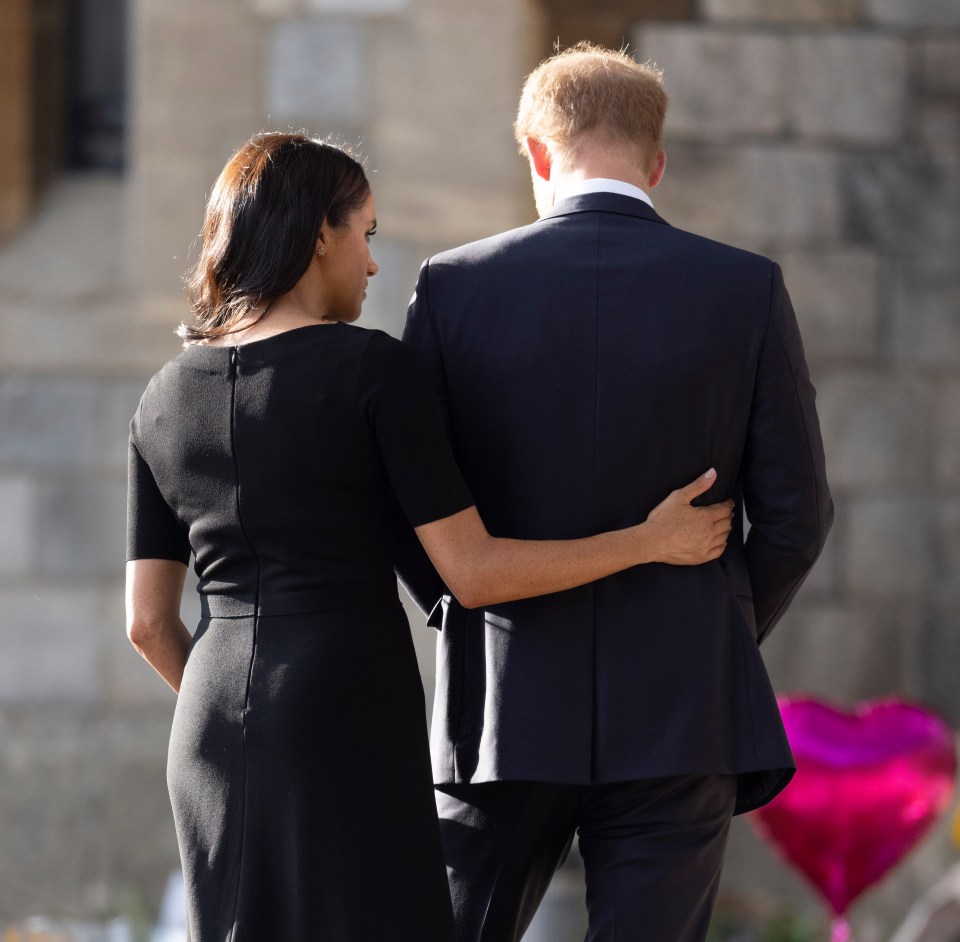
[262,323,411,376]
[130,347,209,430]
[351,325,426,380]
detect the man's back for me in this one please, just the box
[403,191,832,813]
[403,43,833,942]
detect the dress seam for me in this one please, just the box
[589,213,601,783]
[226,347,263,942]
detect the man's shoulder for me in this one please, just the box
[661,223,778,277]
[427,220,542,271]
[428,215,776,276]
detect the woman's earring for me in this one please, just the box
[316,246,325,258]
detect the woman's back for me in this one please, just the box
[129,323,470,602]
[128,323,469,941]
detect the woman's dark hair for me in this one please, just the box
[179,132,370,342]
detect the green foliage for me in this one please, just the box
[757,910,819,942]
[707,905,820,942]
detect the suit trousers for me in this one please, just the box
[435,774,738,942]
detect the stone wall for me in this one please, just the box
[0,175,189,923]
[634,1,960,934]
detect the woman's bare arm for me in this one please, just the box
[125,559,192,693]
[415,468,734,609]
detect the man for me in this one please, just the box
[398,43,833,942]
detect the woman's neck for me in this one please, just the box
[200,295,335,346]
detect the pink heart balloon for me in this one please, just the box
[750,697,956,917]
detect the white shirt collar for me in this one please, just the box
[554,177,655,209]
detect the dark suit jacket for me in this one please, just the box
[399,192,833,813]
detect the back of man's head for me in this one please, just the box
[515,43,668,173]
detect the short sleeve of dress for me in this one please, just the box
[357,331,475,528]
[127,421,191,564]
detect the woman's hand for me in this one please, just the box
[415,467,734,609]
[643,468,734,565]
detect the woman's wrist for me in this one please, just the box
[630,522,658,566]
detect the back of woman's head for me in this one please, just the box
[181,132,369,342]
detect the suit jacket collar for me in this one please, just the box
[538,191,670,226]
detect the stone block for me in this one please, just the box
[796,519,839,598]
[0,588,101,702]
[369,0,536,245]
[36,479,127,578]
[0,297,187,374]
[934,380,960,489]
[632,26,786,139]
[251,0,300,14]
[0,476,35,575]
[763,601,917,700]
[700,0,860,23]
[890,255,960,367]
[844,497,931,597]
[359,237,422,338]
[134,6,262,137]
[817,372,929,489]
[737,146,841,244]
[933,501,960,607]
[0,377,101,471]
[0,177,128,300]
[371,179,532,254]
[96,377,154,475]
[653,144,840,249]
[912,101,960,147]
[787,34,908,145]
[267,20,369,125]
[306,0,408,11]
[132,157,221,259]
[919,39,960,95]
[651,143,742,242]
[841,152,960,249]
[918,608,960,726]
[0,705,178,920]
[779,250,879,361]
[131,4,262,298]
[866,0,960,28]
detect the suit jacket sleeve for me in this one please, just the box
[393,260,453,622]
[743,263,834,643]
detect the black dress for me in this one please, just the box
[126,324,473,942]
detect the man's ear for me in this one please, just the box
[525,137,553,182]
[648,149,667,190]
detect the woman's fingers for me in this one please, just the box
[674,467,718,504]
[709,499,735,521]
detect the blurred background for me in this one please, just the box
[0,0,958,938]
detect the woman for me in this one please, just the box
[126,132,733,942]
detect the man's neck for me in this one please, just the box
[555,164,650,192]
[552,175,653,205]
[529,141,662,217]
